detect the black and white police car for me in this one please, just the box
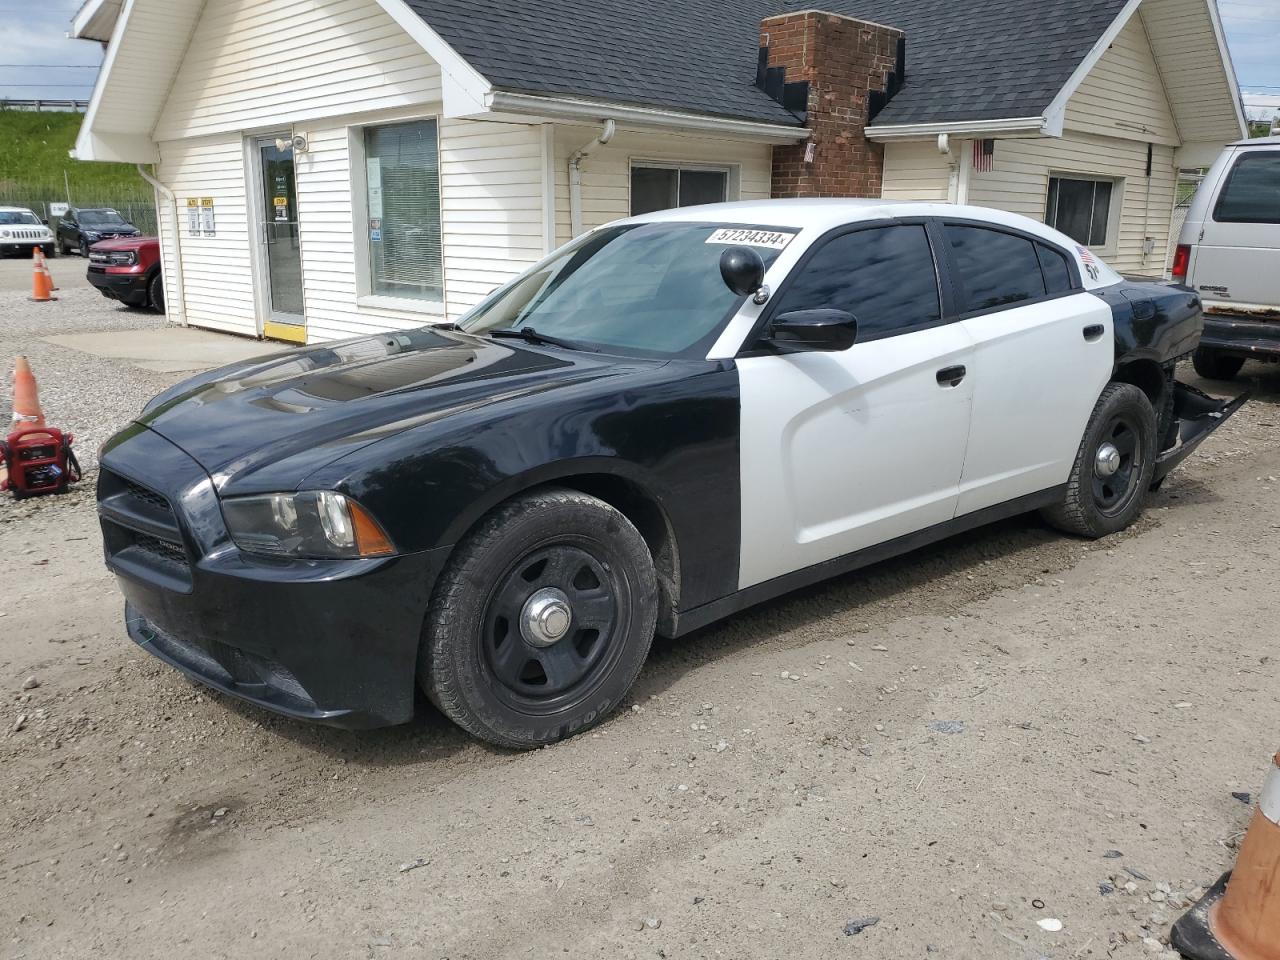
[98,199,1243,748]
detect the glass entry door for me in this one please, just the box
[255,136,304,333]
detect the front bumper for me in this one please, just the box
[88,267,149,306]
[1199,315,1280,359]
[99,424,450,728]
[1,240,49,255]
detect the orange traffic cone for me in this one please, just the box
[1173,750,1280,960]
[29,248,56,302]
[10,356,45,428]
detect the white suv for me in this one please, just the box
[0,206,56,258]
[1174,136,1280,379]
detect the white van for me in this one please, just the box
[1174,136,1280,379]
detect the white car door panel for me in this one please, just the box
[737,322,975,590]
[957,292,1113,514]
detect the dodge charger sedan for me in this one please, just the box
[98,200,1244,747]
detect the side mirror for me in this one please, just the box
[41,219,49,226]
[719,246,765,297]
[767,309,858,352]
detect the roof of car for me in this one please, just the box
[624,198,1076,240]
[1233,135,1280,147]
[407,0,1129,127]
[0,206,37,213]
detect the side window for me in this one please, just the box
[1214,153,1280,224]
[1036,242,1074,294]
[772,225,941,341]
[946,225,1046,312]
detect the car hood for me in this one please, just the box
[92,235,156,252]
[138,327,661,492]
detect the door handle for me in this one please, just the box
[1083,324,1105,342]
[936,365,966,387]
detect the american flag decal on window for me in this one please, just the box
[973,139,995,173]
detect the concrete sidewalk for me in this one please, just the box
[42,325,291,373]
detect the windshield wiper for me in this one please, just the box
[488,326,594,352]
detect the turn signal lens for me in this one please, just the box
[349,499,395,557]
[1171,244,1191,280]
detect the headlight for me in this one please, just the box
[105,250,138,266]
[221,491,395,559]
[0,230,9,239]
[84,232,100,241]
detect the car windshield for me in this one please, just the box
[458,222,796,357]
[0,211,40,225]
[79,210,129,226]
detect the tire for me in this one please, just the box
[148,272,165,313]
[43,243,56,258]
[1042,382,1157,539]
[1192,348,1244,381]
[423,487,658,749]
[78,239,89,258]
[58,237,69,256]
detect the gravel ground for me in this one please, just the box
[0,274,174,523]
[1,268,1278,960]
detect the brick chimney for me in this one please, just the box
[759,12,905,199]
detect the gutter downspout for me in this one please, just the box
[568,119,616,238]
[136,163,186,327]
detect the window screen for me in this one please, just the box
[1046,176,1113,247]
[772,225,941,341]
[630,166,728,216]
[1214,153,1280,224]
[364,120,443,302]
[946,225,1047,311]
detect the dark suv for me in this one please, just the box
[57,208,140,257]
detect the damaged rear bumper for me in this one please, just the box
[1153,382,1249,483]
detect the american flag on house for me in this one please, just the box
[973,139,995,173]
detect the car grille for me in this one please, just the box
[5,228,45,241]
[98,469,193,590]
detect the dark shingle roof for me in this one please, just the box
[404,0,1130,128]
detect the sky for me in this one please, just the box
[0,0,1277,105]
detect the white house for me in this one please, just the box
[72,0,1245,344]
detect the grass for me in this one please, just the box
[0,108,151,207]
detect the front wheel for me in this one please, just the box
[1042,383,1157,539]
[78,239,90,258]
[1192,348,1244,381]
[148,272,165,313]
[423,488,658,749]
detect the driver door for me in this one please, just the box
[735,222,975,589]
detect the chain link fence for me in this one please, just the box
[0,187,158,238]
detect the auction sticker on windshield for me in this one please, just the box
[705,228,796,249]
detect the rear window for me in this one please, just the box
[945,225,1046,311]
[1214,152,1280,224]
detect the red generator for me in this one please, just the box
[0,425,81,499]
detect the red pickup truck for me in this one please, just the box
[86,236,165,313]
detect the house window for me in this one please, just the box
[363,119,443,302]
[630,164,729,216]
[1045,175,1115,248]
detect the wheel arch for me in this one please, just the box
[1111,357,1169,412]
[434,459,683,638]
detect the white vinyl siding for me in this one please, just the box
[1140,0,1244,144]
[155,134,258,337]
[1065,15,1179,146]
[553,126,773,246]
[154,0,442,142]
[967,133,1176,275]
[881,141,953,201]
[289,113,545,342]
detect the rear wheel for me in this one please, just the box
[1192,348,1244,381]
[423,488,658,749]
[1042,383,1157,539]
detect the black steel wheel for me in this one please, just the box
[1042,382,1157,539]
[423,488,657,748]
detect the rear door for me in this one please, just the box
[1192,148,1280,310]
[736,221,976,589]
[945,222,1113,515]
